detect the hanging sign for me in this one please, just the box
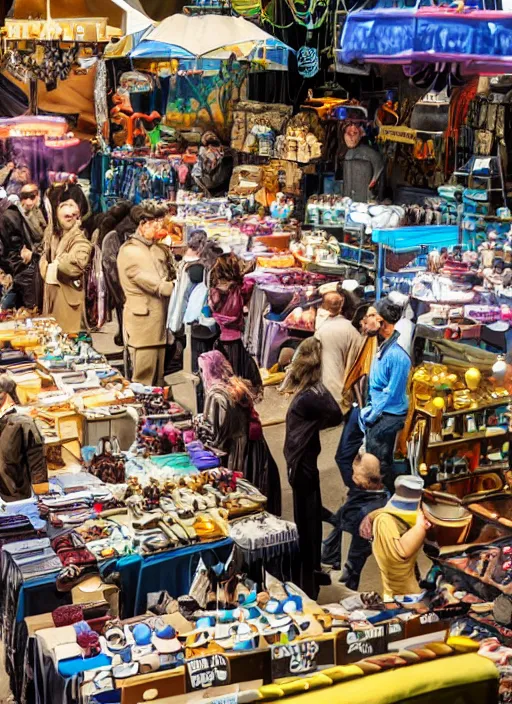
[378,126,417,144]
[297,46,319,78]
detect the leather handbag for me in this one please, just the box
[88,437,125,484]
[422,495,473,547]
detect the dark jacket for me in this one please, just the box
[0,204,42,308]
[285,382,342,486]
[0,410,47,502]
[340,487,389,535]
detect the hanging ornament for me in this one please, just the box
[297,45,319,78]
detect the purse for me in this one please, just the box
[88,437,125,484]
[422,495,473,547]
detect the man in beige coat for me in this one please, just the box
[39,199,92,334]
[118,201,175,386]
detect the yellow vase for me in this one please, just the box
[465,367,481,391]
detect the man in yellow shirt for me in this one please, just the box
[364,475,431,601]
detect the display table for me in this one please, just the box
[1,538,233,702]
[101,537,233,617]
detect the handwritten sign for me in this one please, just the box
[340,626,388,663]
[186,654,230,691]
[271,640,320,679]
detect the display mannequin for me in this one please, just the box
[39,199,92,333]
[362,475,429,601]
[342,124,384,202]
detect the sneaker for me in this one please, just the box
[338,567,351,584]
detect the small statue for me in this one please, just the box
[270,192,293,220]
[479,230,498,269]
[143,477,161,510]
[125,476,143,499]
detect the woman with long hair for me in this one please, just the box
[283,337,342,599]
[198,350,281,514]
[198,350,253,471]
[209,252,263,399]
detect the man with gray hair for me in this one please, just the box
[315,291,362,404]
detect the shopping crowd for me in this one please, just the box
[0,188,429,602]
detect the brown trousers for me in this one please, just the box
[128,346,165,386]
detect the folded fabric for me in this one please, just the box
[53,604,84,628]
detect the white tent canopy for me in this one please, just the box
[131,13,291,59]
[110,0,154,34]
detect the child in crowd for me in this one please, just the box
[323,452,388,590]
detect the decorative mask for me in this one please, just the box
[344,123,363,149]
[297,46,319,78]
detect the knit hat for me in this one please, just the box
[387,475,424,513]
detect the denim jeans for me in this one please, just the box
[335,407,364,491]
[0,289,17,310]
[344,533,373,590]
[366,412,406,493]
[322,407,364,568]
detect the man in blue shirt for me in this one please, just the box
[359,298,411,493]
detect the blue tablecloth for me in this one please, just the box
[100,537,233,617]
[14,537,234,624]
[5,539,233,702]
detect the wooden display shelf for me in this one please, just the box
[429,428,506,449]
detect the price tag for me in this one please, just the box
[271,639,320,680]
[207,696,238,704]
[186,654,230,692]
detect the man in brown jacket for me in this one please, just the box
[0,376,47,502]
[118,201,175,386]
[39,199,93,333]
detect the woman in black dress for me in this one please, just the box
[282,337,342,598]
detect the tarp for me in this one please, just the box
[340,7,512,71]
[372,225,459,251]
[110,0,154,34]
[104,26,153,59]
[130,13,292,60]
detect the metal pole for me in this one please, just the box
[28,76,38,115]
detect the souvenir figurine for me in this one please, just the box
[125,476,143,499]
[270,192,292,220]
[144,478,161,510]
[479,230,498,269]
